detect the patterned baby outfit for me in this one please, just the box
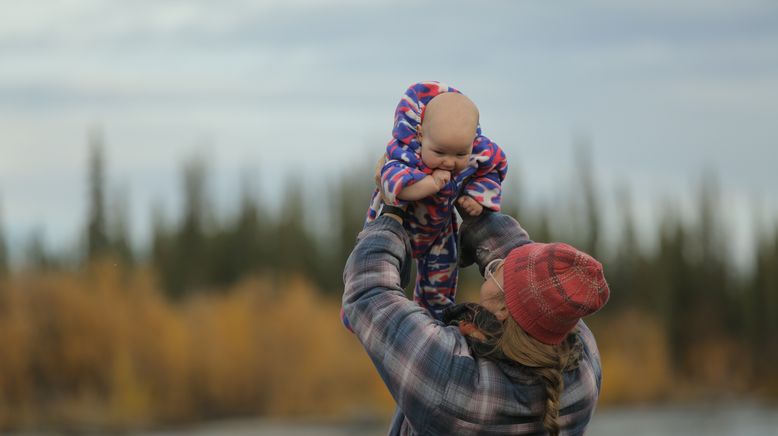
[352,81,508,325]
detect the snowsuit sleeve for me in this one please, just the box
[463,136,508,211]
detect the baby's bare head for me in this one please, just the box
[420,92,480,147]
[418,92,480,173]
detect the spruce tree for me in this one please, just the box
[0,197,8,277]
[86,128,109,260]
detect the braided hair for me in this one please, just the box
[443,303,582,435]
[500,317,582,435]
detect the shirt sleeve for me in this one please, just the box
[380,160,428,206]
[463,137,508,211]
[342,216,467,433]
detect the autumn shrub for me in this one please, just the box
[0,261,392,431]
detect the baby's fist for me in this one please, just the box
[457,196,484,217]
[431,169,451,190]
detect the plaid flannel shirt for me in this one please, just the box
[342,215,603,435]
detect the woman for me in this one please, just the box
[342,206,610,435]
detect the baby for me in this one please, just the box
[347,81,508,326]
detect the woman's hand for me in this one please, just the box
[374,153,387,188]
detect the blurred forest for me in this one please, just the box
[0,134,777,432]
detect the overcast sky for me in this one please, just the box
[1,0,777,259]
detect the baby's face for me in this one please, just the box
[419,123,474,174]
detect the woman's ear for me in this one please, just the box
[494,306,509,322]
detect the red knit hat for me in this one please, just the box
[503,242,610,345]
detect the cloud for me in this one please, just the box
[0,0,777,248]
[0,0,396,50]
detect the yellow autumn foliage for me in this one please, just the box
[0,261,392,431]
[0,261,764,431]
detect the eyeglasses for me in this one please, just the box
[485,258,505,294]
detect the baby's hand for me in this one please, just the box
[431,169,451,190]
[457,196,484,216]
[397,171,450,201]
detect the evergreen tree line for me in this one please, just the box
[0,139,776,385]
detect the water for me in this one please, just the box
[141,419,386,436]
[11,403,778,435]
[141,403,777,436]
[148,404,777,436]
[586,403,778,436]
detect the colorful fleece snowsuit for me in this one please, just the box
[361,81,508,320]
